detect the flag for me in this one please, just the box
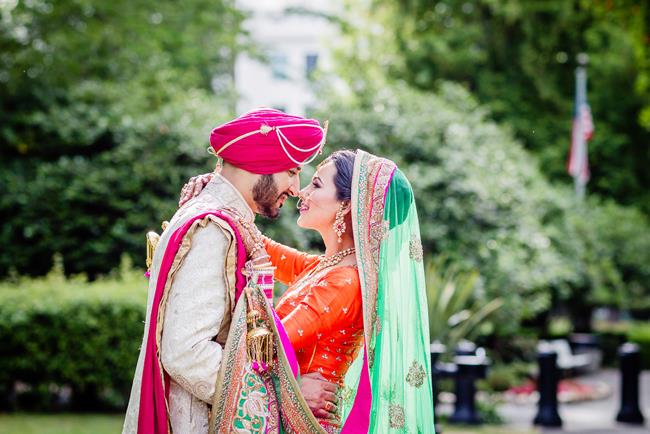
[567,66,594,193]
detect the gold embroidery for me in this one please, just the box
[353,152,396,356]
[389,403,405,429]
[155,213,239,400]
[340,385,355,406]
[406,361,426,388]
[409,234,424,262]
[370,220,390,243]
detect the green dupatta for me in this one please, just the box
[340,150,435,432]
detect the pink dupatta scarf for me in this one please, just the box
[136,210,297,434]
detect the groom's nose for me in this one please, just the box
[287,173,300,197]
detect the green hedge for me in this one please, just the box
[594,321,650,369]
[627,323,650,370]
[0,262,146,411]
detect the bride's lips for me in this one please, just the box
[299,203,310,214]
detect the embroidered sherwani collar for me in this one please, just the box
[204,174,255,223]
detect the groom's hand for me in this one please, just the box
[300,372,339,419]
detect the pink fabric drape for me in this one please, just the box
[137,211,246,434]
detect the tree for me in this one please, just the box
[315,80,650,331]
[337,0,650,213]
[0,0,248,277]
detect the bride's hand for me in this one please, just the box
[178,173,214,207]
[232,219,268,261]
[300,372,339,419]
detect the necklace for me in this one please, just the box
[314,247,356,274]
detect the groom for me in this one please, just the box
[122,108,337,434]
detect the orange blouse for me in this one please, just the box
[264,238,364,385]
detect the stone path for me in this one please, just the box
[498,369,649,433]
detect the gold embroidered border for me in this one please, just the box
[154,213,239,418]
[351,150,396,365]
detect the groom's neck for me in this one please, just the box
[220,163,259,215]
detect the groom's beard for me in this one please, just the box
[253,175,285,220]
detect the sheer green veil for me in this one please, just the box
[339,150,435,432]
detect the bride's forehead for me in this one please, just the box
[314,161,336,179]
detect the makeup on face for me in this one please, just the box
[296,163,339,230]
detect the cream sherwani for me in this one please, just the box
[122,175,254,434]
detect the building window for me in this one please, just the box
[270,53,289,80]
[305,53,318,79]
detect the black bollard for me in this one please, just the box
[449,355,485,425]
[533,348,562,427]
[616,343,645,424]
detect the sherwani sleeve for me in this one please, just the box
[160,222,230,404]
[263,236,319,285]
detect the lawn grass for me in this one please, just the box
[443,425,538,434]
[0,414,539,434]
[0,414,124,434]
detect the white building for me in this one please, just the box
[234,0,339,116]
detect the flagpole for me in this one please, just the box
[574,58,586,200]
[572,53,591,200]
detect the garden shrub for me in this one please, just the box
[594,320,650,368]
[627,322,650,370]
[0,260,146,411]
[317,81,650,332]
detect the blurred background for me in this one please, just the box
[0,0,648,433]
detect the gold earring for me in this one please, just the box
[333,203,346,243]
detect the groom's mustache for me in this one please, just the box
[277,192,289,208]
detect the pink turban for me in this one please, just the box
[209,108,326,175]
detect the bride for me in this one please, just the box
[181,149,434,433]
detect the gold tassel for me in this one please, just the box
[246,307,274,370]
[145,231,160,273]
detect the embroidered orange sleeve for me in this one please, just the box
[280,267,361,351]
[263,237,319,285]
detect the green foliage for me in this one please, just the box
[319,82,568,327]
[426,256,503,349]
[0,263,146,410]
[317,80,650,329]
[338,0,650,214]
[594,320,650,368]
[626,322,650,370]
[547,316,573,338]
[0,0,247,277]
[551,198,650,310]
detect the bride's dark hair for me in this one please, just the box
[319,150,356,202]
